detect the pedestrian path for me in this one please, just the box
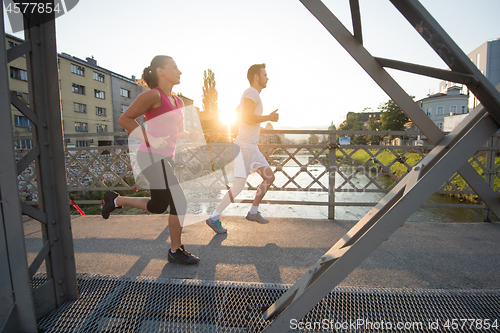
[24,215,500,289]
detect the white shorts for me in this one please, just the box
[233,142,269,178]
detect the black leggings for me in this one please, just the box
[136,151,187,216]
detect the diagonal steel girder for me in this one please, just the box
[300,0,500,218]
[263,0,500,331]
[325,0,500,209]
[264,104,498,331]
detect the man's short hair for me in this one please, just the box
[247,64,266,84]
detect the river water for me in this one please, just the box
[184,155,495,222]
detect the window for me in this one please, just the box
[71,64,85,76]
[95,107,106,116]
[436,106,444,115]
[10,67,28,81]
[120,88,130,98]
[72,83,85,94]
[76,140,89,147]
[75,122,88,132]
[425,108,431,116]
[74,102,86,113]
[96,124,108,132]
[121,105,128,113]
[461,105,467,114]
[93,71,105,82]
[436,122,443,130]
[450,105,457,114]
[14,115,31,128]
[15,139,32,149]
[94,89,105,99]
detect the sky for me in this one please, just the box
[4,0,500,128]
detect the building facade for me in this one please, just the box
[110,74,148,145]
[58,53,114,147]
[6,34,31,149]
[6,34,198,148]
[417,86,468,131]
[439,38,500,110]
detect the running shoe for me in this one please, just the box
[206,217,227,234]
[246,212,269,224]
[168,245,200,264]
[101,190,120,219]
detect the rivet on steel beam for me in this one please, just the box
[36,40,41,45]
[414,166,420,171]
[58,279,63,285]
[42,123,47,128]
[53,237,58,242]
[59,292,65,297]
[321,257,326,261]
[51,220,56,225]
[44,142,49,147]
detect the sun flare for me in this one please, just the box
[219,110,237,126]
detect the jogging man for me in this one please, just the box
[206,64,279,233]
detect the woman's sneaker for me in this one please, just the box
[168,245,200,265]
[246,212,269,224]
[101,191,120,219]
[206,217,227,233]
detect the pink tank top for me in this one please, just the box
[138,87,184,157]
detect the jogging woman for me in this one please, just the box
[101,55,199,265]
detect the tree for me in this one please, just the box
[338,112,366,145]
[338,112,363,131]
[308,133,320,144]
[378,99,409,131]
[366,117,383,144]
[202,69,218,114]
[200,69,234,142]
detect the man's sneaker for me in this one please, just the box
[101,190,120,219]
[246,212,269,224]
[168,245,200,265]
[206,217,227,234]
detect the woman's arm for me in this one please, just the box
[176,98,193,140]
[119,89,168,148]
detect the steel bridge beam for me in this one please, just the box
[263,0,500,331]
[1,1,78,331]
[0,8,38,333]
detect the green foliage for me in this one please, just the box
[338,113,363,131]
[338,113,367,145]
[378,99,409,131]
[308,133,320,144]
[366,117,383,144]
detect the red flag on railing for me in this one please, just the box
[69,199,85,215]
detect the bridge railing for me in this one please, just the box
[16,130,500,219]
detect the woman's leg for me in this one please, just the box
[115,196,151,210]
[168,214,182,251]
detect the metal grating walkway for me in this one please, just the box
[34,274,500,332]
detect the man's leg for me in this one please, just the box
[252,165,275,206]
[246,166,275,224]
[206,177,247,233]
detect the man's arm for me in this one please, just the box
[240,98,279,124]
